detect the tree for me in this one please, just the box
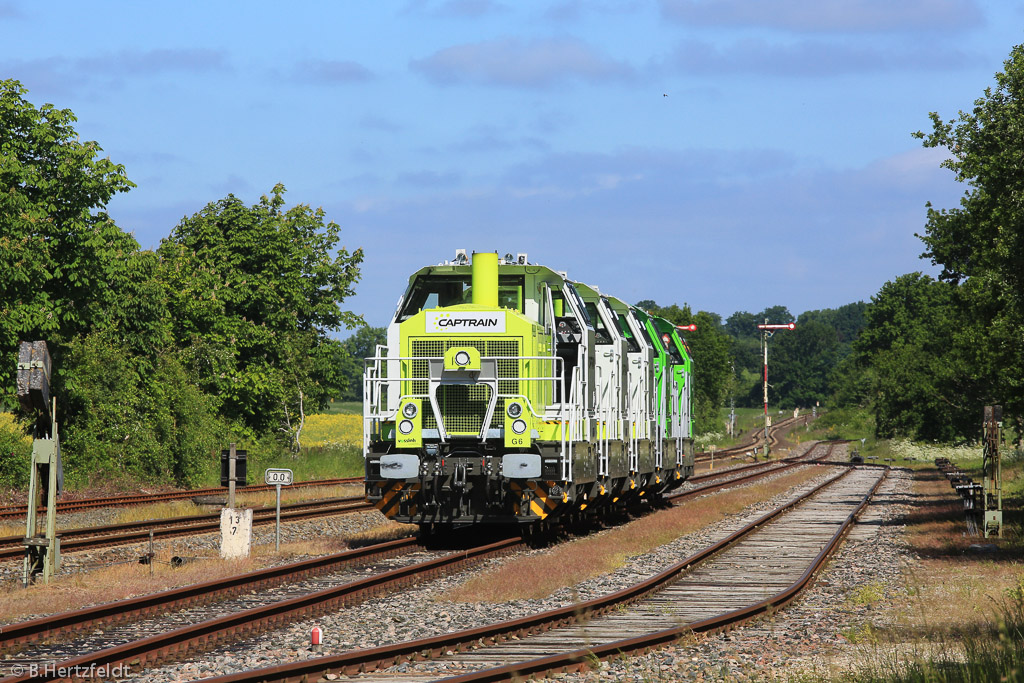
[723,311,758,339]
[0,79,136,404]
[914,44,1024,426]
[915,45,1024,315]
[340,326,387,401]
[157,185,364,445]
[759,305,794,326]
[842,273,999,441]
[767,319,839,409]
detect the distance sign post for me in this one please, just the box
[265,468,293,551]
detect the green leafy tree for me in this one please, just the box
[914,44,1024,426]
[915,45,1024,315]
[157,185,364,445]
[0,79,136,404]
[61,331,228,486]
[723,311,759,339]
[759,305,794,326]
[340,326,387,400]
[844,273,998,441]
[766,319,839,409]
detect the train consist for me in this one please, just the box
[363,250,695,533]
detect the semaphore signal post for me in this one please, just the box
[756,321,795,457]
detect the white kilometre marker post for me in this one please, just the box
[265,468,293,552]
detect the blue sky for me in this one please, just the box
[3,1,1022,329]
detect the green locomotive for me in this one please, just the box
[363,250,694,532]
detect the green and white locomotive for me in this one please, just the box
[363,250,695,532]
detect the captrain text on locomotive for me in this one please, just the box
[363,250,695,532]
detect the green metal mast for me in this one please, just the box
[982,405,1003,539]
[18,340,63,585]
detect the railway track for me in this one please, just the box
[0,441,849,682]
[695,413,810,462]
[191,456,883,683]
[0,537,422,656]
[0,536,524,682]
[0,477,362,521]
[0,496,374,563]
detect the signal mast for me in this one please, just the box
[756,320,795,456]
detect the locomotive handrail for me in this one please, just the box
[362,352,573,456]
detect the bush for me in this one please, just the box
[60,333,232,488]
[0,414,32,489]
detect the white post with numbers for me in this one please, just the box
[265,468,293,551]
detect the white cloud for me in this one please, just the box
[670,38,979,76]
[411,37,637,88]
[659,0,983,33]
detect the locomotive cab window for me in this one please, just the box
[399,275,469,320]
[497,277,524,313]
[585,302,614,345]
[635,318,656,349]
[563,283,594,330]
[662,334,684,364]
[398,274,525,321]
[611,310,641,352]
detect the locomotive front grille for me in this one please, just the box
[409,338,520,432]
[436,384,492,433]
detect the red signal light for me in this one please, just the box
[677,324,697,332]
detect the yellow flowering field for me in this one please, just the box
[302,413,362,448]
[0,413,32,445]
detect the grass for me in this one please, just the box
[805,407,876,445]
[301,413,362,447]
[825,440,1024,682]
[320,400,362,415]
[252,444,364,482]
[444,465,826,603]
[704,407,775,449]
[232,412,367,483]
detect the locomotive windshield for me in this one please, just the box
[398,274,525,321]
[662,334,684,364]
[563,283,594,329]
[610,309,641,352]
[634,318,656,349]
[585,302,614,345]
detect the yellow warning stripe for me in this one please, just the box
[374,482,404,515]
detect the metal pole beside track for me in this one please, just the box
[275,483,282,552]
[228,443,237,510]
